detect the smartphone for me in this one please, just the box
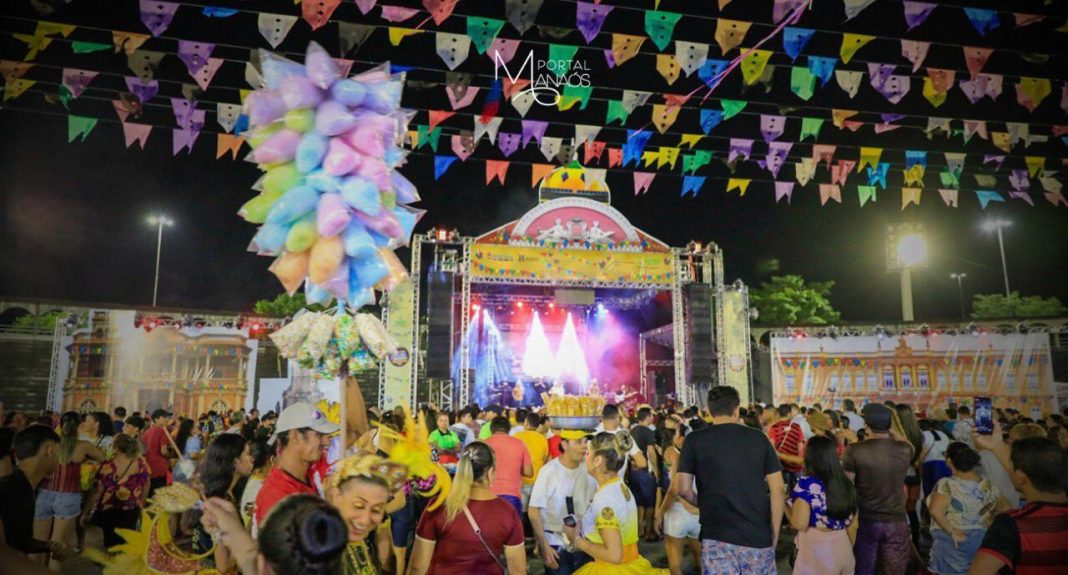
[563,496,576,527]
[974,397,993,435]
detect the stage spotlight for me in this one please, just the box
[548,302,555,309]
[516,301,524,309]
[471,303,481,310]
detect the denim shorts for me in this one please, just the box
[929,528,985,575]
[629,468,658,508]
[35,489,82,520]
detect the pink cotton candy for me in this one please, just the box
[253,129,302,164]
[316,192,352,237]
[280,75,323,110]
[322,138,362,176]
[245,90,287,127]
[355,209,403,239]
[346,118,390,157]
[304,41,341,89]
[356,157,391,189]
[315,100,356,136]
[321,260,350,300]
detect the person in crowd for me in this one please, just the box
[190,433,253,571]
[80,433,149,548]
[952,405,976,447]
[655,424,701,575]
[560,431,666,575]
[969,435,1068,574]
[238,438,274,534]
[843,403,914,575]
[529,429,598,575]
[842,399,866,434]
[920,418,953,500]
[786,435,859,575]
[142,409,175,495]
[111,408,126,435]
[974,420,1045,511]
[226,410,246,435]
[81,411,114,455]
[428,411,462,465]
[3,410,28,431]
[598,404,646,477]
[122,415,145,438]
[34,411,104,568]
[927,442,1009,575]
[200,493,348,575]
[893,403,925,546]
[325,454,407,574]
[823,410,858,456]
[254,402,339,526]
[629,407,660,542]
[171,418,200,484]
[408,441,527,575]
[450,406,479,449]
[509,409,528,436]
[0,427,14,480]
[514,411,549,516]
[0,425,64,559]
[479,404,505,439]
[484,415,533,516]
[677,386,785,575]
[769,403,806,487]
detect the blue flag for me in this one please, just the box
[782,27,814,61]
[434,155,458,179]
[807,56,837,86]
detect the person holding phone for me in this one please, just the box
[528,430,598,575]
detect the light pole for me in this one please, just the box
[886,223,928,323]
[950,273,967,319]
[980,219,1011,297]
[147,214,174,307]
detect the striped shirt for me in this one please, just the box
[768,420,805,473]
[977,501,1068,575]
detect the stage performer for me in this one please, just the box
[562,432,668,575]
[551,379,567,398]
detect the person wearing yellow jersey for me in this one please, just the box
[562,432,668,575]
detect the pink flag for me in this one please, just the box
[819,183,842,205]
[123,123,151,148]
[813,144,836,168]
[488,39,520,69]
[775,181,794,204]
[760,114,785,142]
[172,128,199,155]
[963,47,993,79]
[938,188,959,207]
[192,57,223,91]
[451,133,476,161]
[447,85,479,110]
[61,68,98,97]
[633,172,656,195]
[379,5,417,22]
[355,0,378,14]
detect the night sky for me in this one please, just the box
[1,0,1066,323]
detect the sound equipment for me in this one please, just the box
[686,283,714,382]
[425,270,454,379]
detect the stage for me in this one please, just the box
[377,165,753,411]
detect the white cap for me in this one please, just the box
[269,402,340,445]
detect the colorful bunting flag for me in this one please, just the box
[610,34,645,67]
[790,66,816,100]
[902,1,936,29]
[576,2,613,44]
[775,182,795,204]
[485,159,509,184]
[963,7,1000,36]
[782,27,814,61]
[726,178,751,196]
[505,0,542,34]
[437,33,471,70]
[839,33,874,64]
[819,184,842,205]
[858,185,877,206]
[714,19,751,54]
[975,190,1004,209]
[645,10,682,51]
[434,155,458,179]
[634,172,656,195]
[681,176,706,197]
[902,187,922,209]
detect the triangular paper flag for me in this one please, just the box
[858,185,877,206]
[740,49,772,85]
[1016,77,1052,112]
[436,33,471,70]
[217,103,241,132]
[485,159,509,184]
[177,40,215,75]
[963,47,993,79]
[381,5,419,22]
[963,7,1000,36]
[857,147,882,173]
[721,99,746,119]
[511,91,535,116]
[726,178,751,196]
[112,31,150,56]
[1025,156,1045,178]
[611,34,645,67]
[140,0,179,36]
[681,176,705,197]
[796,158,816,186]
[575,125,601,146]
[656,54,681,84]
[760,114,786,142]
[71,41,111,54]
[434,155,458,179]
[645,10,683,51]
[474,116,503,144]
[715,19,751,54]
[900,40,930,72]
[67,115,97,142]
[835,70,863,98]
[902,1,935,29]
[634,172,656,195]
[531,163,554,186]
[467,17,506,55]
[302,0,342,31]
[843,0,877,20]
[338,23,375,55]
[783,27,814,61]
[831,109,858,128]
[679,134,702,148]
[505,0,543,34]
[808,56,837,86]
[3,78,35,101]
[975,190,1004,209]
[547,44,580,77]
[799,117,823,141]
[840,33,874,64]
[123,123,152,148]
[216,133,244,159]
[127,50,165,82]
[258,13,297,48]
[775,181,795,203]
[819,184,842,205]
[488,38,520,70]
[61,68,98,98]
[938,188,958,207]
[388,27,424,46]
[585,140,606,163]
[675,41,709,76]
[902,187,922,209]
[576,2,613,44]
[428,110,455,131]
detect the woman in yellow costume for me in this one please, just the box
[562,432,668,575]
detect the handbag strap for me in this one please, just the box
[461,505,507,572]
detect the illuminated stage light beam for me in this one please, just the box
[521,311,557,379]
[556,312,590,386]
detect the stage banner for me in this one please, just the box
[471,244,675,286]
[381,279,415,408]
[720,289,751,404]
[58,310,258,415]
[770,332,1059,418]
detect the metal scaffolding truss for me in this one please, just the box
[468,275,675,289]
[458,238,474,407]
[670,249,690,406]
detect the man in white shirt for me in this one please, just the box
[528,430,598,575]
[843,399,866,434]
[789,405,814,440]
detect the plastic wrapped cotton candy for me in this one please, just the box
[304,42,341,89]
[339,176,380,215]
[355,313,398,358]
[322,138,362,176]
[269,311,321,357]
[280,75,323,110]
[298,313,337,363]
[269,251,310,295]
[308,235,344,284]
[375,248,409,291]
[253,129,301,165]
[316,193,351,237]
[267,185,319,224]
[315,101,357,136]
[296,131,329,173]
[330,79,366,108]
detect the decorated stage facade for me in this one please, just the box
[378,166,754,411]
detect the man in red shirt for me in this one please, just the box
[767,404,805,487]
[483,416,532,517]
[970,436,1068,575]
[142,409,175,495]
[254,402,338,526]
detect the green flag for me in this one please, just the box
[71,41,111,54]
[645,10,682,51]
[606,100,629,125]
[800,117,824,141]
[857,185,877,206]
[67,115,97,142]
[560,84,593,110]
[467,17,506,55]
[720,99,746,120]
[548,44,579,77]
[790,67,816,101]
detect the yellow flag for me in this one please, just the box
[1025,156,1045,177]
[901,187,922,210]
[714,19,752,53]
[656,54,680,85]
[2,78,35,101]
[727,178,751,196]
[991,132,1012,153]
[903,165,926,187]
[840,33,874,64]
[679,134,702,148]
[388,27,423,46]
[1017,77,1052,110]
[239,88,252,104]
[641,150,659,167]
[611,34,645,67]
[36,21,76,37]
[651,103,681,134]
[922,78,947,107]
[831,109,858,128]
[657,147,680,169]
[858,147,882,172]
[740,49,772,85]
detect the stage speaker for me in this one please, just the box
[686,284,714,382]
[425,271,454,379]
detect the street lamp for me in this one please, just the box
[950,273,967,319]
[147,214,174,307]
[886,223,928,323]
[980,219,1011,297]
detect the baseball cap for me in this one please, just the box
[151,408,171,420]
[269,402,340,445]
[861,403,892,432]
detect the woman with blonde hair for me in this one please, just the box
[407,441,526,574]
[325,453,409,575]
[563,432,667,575]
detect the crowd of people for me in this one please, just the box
[0,390,1065,575]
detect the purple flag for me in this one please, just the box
[62,69,98,98]
[140,0,179,36]
[177,40,215,75]
[982,154,1005,169]
[760,115,786,142]
[1009,191,1034,206]
[575,2,614,44]
[775,181,795,204]
[1009,169,1030,192]
[125,76,159,103]
[728,138,753,163]
[521,119,548,147]
[172,128,200,155]
[881,113,905,124]
[171,97,205,131]
[772,0,805,24]
[761,142,793,178]
[902,1,936,30]
[867,63,896,88]
[498,131,521,157]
